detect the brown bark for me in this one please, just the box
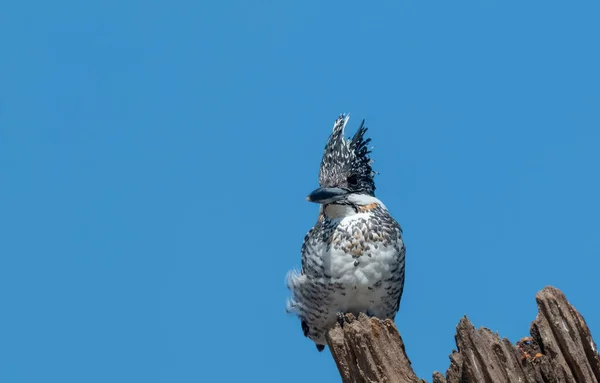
[326,313,424,383]
[326,286,600,383]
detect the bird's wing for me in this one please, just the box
[300,208,325,275]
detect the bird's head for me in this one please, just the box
[307,114,376,206]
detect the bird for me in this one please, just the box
[286,114,406,352]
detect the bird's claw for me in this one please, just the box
[337,312,347,327]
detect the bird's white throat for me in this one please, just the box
[324,204,356,219]
[323,194,385,219]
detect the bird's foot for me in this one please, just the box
[316,344,325,352]
[336,311,348,327]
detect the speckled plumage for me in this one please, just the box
[286,115,406,351]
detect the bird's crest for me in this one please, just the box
[318,114,376,196]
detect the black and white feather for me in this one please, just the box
[286,114,406,351]
[318,115,376,196]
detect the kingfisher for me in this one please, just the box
[286,114,406,352]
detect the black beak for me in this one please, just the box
[306,187,348,204]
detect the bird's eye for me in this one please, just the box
[347,175,358,186]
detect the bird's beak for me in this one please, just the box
[306,187,348,204]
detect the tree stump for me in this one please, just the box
[326,313,424,383]
[326,286,600,383]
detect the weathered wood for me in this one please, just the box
[326,313,423,383]
[326,286,600,383]
[437,286,600,383]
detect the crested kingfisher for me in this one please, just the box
[286,114,406,351]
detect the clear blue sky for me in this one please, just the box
[1,1,599,382]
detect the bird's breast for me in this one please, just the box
[322,213,401,286]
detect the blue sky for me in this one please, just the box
[1,1,599,382]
